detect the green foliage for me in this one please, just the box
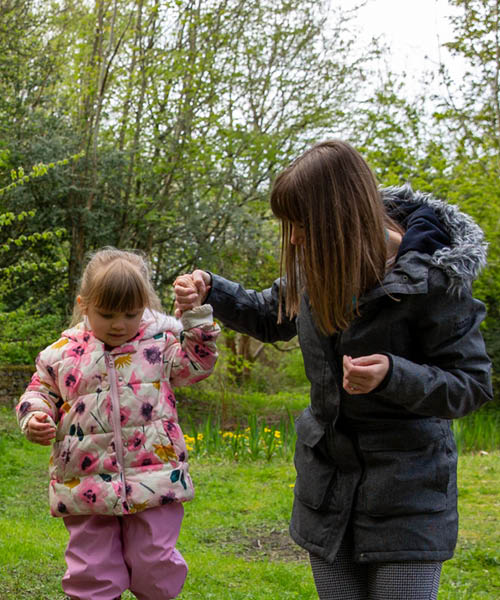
[0,153,84,197]
[0,151,84,315]
[429,0,500,317]
[185,411,297,462]
[0,305,66,365]
[0,408,498,599]
[1,0,379,311]
[176,384,309,432]
[452,406,500,454]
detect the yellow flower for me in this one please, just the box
[52,338,69,349]
[153,444,178,462]
[64,478,81,489]
[129,501,149,513]
[114,354,132,368]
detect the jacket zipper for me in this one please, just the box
[105,352,127,510]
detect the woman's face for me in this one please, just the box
[290,222,306,246]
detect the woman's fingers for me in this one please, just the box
[343,354,389,394]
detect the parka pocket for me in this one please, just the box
[53,432,112,482]
[293,408,340,512]
[50,440,63,481]
[357,420,451,517]
[52,436,77,482]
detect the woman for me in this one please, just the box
[174,140,492,600]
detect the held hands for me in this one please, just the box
[343,354,389,395]
[173,270,211,318]
[26,413,56,446]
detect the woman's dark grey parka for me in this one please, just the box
[205,187,493,564]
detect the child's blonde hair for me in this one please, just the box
[71,247,162,325]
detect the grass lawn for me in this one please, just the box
[0,406,498,599]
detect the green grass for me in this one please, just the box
[452,406,500,454]
[439,452,500,599]
[175,384,310,428]
[0,407,498,599]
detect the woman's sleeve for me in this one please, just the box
[165,304,221,388]
[16,351,62,431]
[379,269,493,418]
[206,273,297,343]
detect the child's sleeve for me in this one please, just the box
[16,350,61,434]
[165,304,220,387]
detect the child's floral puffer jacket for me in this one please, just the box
[16,306,219,517]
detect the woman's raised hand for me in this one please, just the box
[173,270,211,317]
[342,354,390,395]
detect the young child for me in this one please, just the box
[16,247,220,600]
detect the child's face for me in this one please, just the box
[85,303,145,347]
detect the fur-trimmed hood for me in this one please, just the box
[382,184,487,294]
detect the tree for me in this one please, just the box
[432,0,500,317]
[2,0,378,311]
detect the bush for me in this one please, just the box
[0,306,66,365]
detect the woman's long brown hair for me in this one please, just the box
[271,140,399,335]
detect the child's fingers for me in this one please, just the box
[27,423,56,445]
[175,293,199,314]
[31,435,54,446]
[31,414,53,429]
[28,414,55,437]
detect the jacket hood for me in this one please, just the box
[141,308,182,339]
[382,184,488,293]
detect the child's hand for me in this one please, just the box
[174,270,211,318]
[342,354,389,395]
[26,413,56,446]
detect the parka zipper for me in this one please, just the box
[105,352,128,510]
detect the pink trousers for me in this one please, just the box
[62,503,187,600]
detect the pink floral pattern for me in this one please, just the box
[127,430,146,451]
[16,307,219,517]
[130,451,163,471]
[75,480,109,512]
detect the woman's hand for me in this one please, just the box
[26,413,56,445]
[343,354,390,395]
[174,270,211,317]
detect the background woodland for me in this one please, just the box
[1,0,499,395]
